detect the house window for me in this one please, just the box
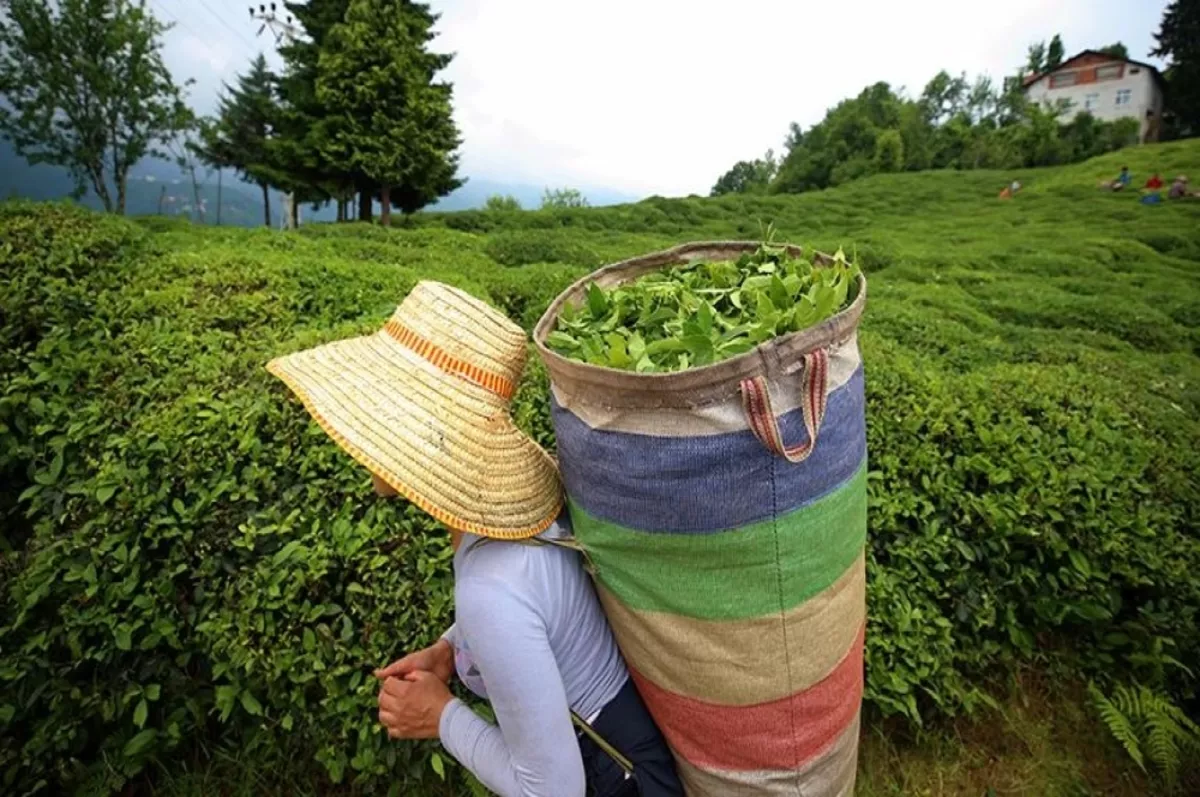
[1116,89,1132,106]
[1096,64,1123,80]
[1130,67,1141,74]
[1084,93,1100,111]
[1050,71,1077,88]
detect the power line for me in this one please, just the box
[190,0,259,54]
[148,0,215,54]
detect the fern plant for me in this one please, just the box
[1089,682,1200,789]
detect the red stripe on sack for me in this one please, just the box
[630,624,864,772]
[383,320,515,399]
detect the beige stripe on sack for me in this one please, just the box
[553,335,861,437]
[674,710,860,797]
[597,553,865,706]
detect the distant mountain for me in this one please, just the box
[1,139,639,224]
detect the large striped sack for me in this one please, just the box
[533,242,868,797]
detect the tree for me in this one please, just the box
[1047,35,1066,69]
[710,150,776,195]
[873,130,904,173]
[315,0,462,226]
[541,188,589,209]
[0,0,192,214]
[276,0,357,218]
[1026,41,1048,76]
[1098,42,1130,60]
[485,195,522,211]
[197,54,280,226]
[920,71,969,124]
[1151,0,1200,137]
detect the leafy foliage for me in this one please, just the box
[194,54,281,227]
[1152,0,1200,137]
[1089,683,1200,789]
[315,0,462,226]
[733,35,1148,196]
[484,194,522,212]
[1,139,1199,794]
[546,244,859,372]
[711,151,777,196]
[541,188,590,209]
[0,0,193,214]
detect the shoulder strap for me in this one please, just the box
[469,534,596,576]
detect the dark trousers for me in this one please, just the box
[578,679,685,797]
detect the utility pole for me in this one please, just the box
[249,4,304,229]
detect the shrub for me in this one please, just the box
[1,139,1198,794]
[484,194,522,212]
[484,229,602,268]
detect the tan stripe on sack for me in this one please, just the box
[598,553,865,706]
[552,334,861,437]
[673,710,860,797]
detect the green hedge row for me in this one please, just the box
[1,199,1198,795]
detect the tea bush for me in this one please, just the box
[2,139,1199,795]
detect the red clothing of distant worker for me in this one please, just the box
[1146,175,1164,190]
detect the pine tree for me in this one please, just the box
[315,0,462,226]
[275,0,363,220]
[1152,0,1200,136]
[197,54,280,226]
[1047,35,1065,69]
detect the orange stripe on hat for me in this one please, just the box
[383,319,517,399]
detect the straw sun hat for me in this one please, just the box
[266,281,562,539]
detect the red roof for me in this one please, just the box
[1022,49,1163,88]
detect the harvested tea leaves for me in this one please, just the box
[546,244,860,373]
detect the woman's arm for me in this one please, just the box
[438,576,586,797]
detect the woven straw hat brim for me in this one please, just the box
[267,330,562,540]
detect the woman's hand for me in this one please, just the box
[377,671,454,740]
[374,638,454,684]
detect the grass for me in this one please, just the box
[858,673,1163,797]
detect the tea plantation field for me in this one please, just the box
[2,140,1199,795]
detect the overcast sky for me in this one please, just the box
[154,0,1172,198]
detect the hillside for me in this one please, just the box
[2,140,1199,796]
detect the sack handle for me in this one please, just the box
[740,348,829,463]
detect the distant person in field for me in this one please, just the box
[1101,166,1132,191]
[1169,175,1196,200]
[1140,172,1166,205]
[266,282,684,797]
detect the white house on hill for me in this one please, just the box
[1022,50,1165,142]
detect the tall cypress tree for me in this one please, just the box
[275,0,364,219]
[315,0,462,225]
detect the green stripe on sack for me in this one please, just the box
[569,463,868,621]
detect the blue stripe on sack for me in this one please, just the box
[552,366,866,534]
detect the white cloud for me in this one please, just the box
[432,0,1168,196]
[157,0,1171,198]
